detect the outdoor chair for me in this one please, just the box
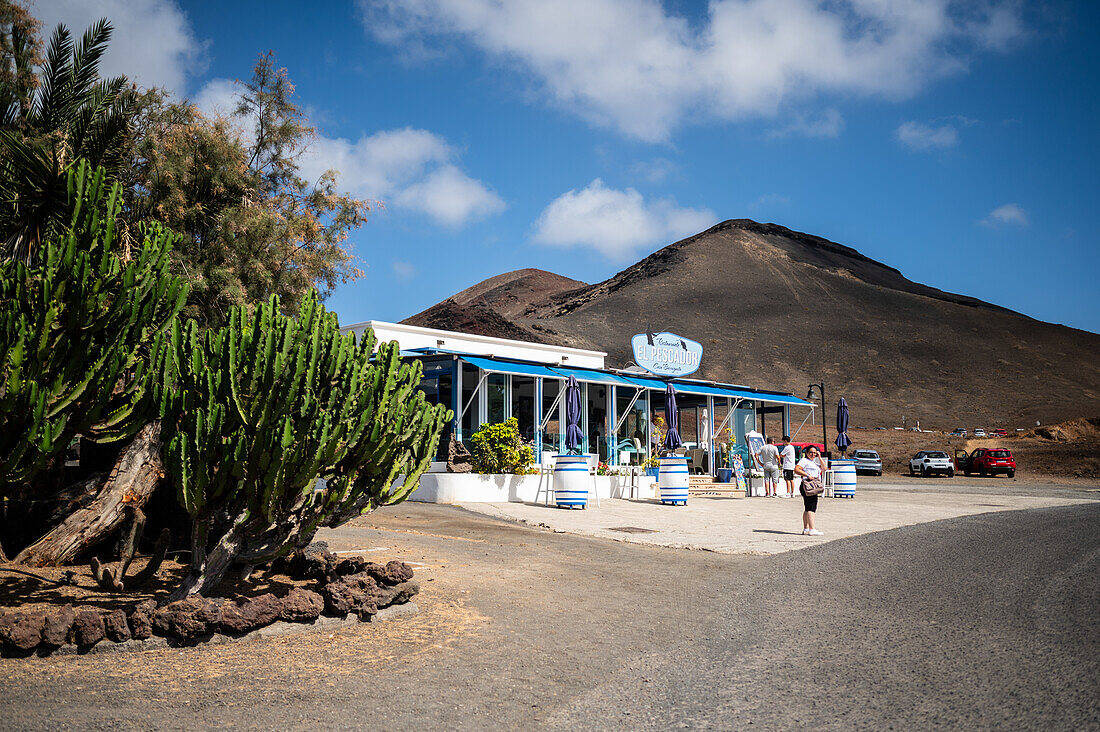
[536,453,555,504]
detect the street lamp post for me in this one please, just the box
[806,382,827,456]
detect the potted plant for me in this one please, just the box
[643,455,660,479]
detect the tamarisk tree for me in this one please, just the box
[162,293,450,599]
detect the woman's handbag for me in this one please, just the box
[801,476,825,496]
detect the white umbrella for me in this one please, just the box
[700,408,710,447]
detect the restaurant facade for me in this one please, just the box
[341,320,815,477]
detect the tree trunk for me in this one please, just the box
[166,512,248,602]
[14,423,164,567]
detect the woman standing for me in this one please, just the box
[794,447,826,535]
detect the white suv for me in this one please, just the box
[909,451,954,477]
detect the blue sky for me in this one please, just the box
[33,1,1100,333]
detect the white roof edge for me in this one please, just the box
[340,320,607,358]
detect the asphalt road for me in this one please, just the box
[2,501,1097,730]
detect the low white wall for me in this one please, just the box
[407,472,657,504]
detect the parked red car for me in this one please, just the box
[955,447,1016,477]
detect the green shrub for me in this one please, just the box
[469,418,534,474]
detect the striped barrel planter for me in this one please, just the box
[658,456,690,505]
[832,459,856,499]
[553,454,591,508]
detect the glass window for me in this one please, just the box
[614,388,648,465]
[486,373,506,425]
[584,383,608,460]
[511,376,536,441]
[460,363,479,440]
[417,368,453,461]
[734,403,756,445]
[541,378,562,455]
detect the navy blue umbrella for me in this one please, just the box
[662,383,682,453]
[564,375,584,453]
[835,397,852,455]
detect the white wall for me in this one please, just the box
[341,320,606,369]
[405,473,657,503]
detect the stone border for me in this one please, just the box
[36,602,419,657]
[1,548,420,659]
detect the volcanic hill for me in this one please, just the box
[404,220,1100,428]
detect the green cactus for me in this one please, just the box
[160,292,451,599]
[0,161,187,491]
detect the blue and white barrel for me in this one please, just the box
[553,454,591,508]
[832,459,856,499]
[658,456,690,505]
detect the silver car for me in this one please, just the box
[851,449,882,475]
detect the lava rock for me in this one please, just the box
[365,560,414,586]
[6,610,46,651]
[334,556,367,576]
[279,588,324,622]
[128,599,156,640]
[103,609,131,643]
[72,610,105,647]
[282,547,339,581]
[153,596,222,640]
[42,604,75,647]
[376,581,420,609]
[219,593,282,634]
[320,572,382,619]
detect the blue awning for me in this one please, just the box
[460,356,562,379]
[549,365,638,387]
[619,374,811,406]
[453,354,811,406]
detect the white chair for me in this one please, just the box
[585,453,601,507]
[536,453,555,504]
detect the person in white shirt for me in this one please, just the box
[754,437,782,497]
[779,435,797,498]
[794,446,825,535]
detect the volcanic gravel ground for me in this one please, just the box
[1,502,1097,730]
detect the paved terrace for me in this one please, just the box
[458,484,1096,555]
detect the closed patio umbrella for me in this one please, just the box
[835,397,852,455]
[662,383,682,454]
[564,375,584,453]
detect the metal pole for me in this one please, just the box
[821,382,828,456]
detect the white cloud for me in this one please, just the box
[391,260,416,280]
[394,165,505,228]
[363,0,1024,142]
[896,120,959,151]
[298,128,504,228]
[980,203,1028,227]
[193,78,240,117]
[531,179,714,260]
[31,0,205,93]
[769,109,845,139]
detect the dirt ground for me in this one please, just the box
[843,424,1100,482]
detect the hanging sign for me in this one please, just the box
[631,332,702,377]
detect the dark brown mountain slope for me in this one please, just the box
[408,220,1100,428]
[446,268,587,319]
